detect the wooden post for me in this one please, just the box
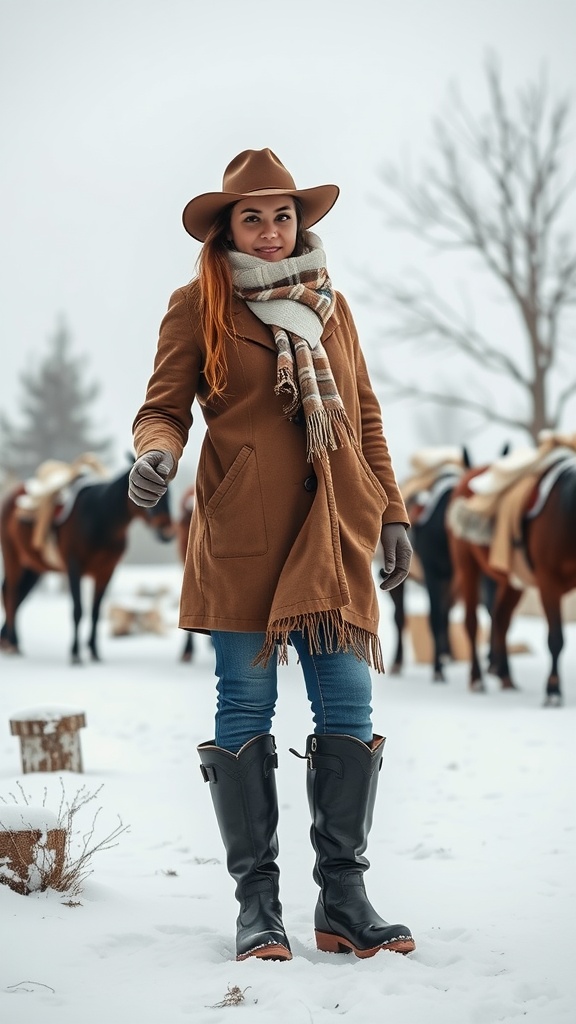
[406,614,489,663]
[9,706,86,774]
[0,806,66,894]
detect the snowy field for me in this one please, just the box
[0,566,575,1024]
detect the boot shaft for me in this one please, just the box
[197,734,292,961]
[304,733,384,864]
[295,733,415,957]
[198,734,280,891]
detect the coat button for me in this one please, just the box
[304,474,317,492]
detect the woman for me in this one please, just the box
[130,149,415,962]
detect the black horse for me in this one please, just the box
[387,477,461,681]
[387,445,506,682]
[1,464,175,663]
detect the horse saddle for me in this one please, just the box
[449,451,576,588]
[409,471,462,528]
[14,456,109,570]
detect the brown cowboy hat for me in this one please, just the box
[182,148,340,242]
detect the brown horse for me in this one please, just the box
[1,464,175,663]
[447,459,576,705]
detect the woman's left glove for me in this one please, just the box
[129,451,174,507]
[379,522,412,591]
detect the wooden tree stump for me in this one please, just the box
[0,806,66,894]
[9,706,86,774]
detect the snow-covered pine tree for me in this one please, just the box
[0,318,112,479]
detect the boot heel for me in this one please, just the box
[315,930,352,954]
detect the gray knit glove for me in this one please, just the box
[129,451,174,507]
[379,522,412,591]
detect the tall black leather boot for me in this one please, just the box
[197,733,292,961]
[299,733,415,958]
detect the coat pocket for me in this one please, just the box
[355,451,389,551]
[205,445,268,558]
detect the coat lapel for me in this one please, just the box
[232,299,276,351]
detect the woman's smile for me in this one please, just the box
[255,244,282,259]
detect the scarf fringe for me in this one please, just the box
[253,610,384,674]
[305,407,356,462]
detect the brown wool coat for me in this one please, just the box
[132,281,409,668]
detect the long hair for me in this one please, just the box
[195,197,308,400]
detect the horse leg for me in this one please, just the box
[480,573,498,672]
[67,563,84,664]
[537,580,564,707]
[439,578,453,661]
[425,572,450,682]
[387,581,405,674]
[1,574,20,652]
[181,630,195,662]
[1,568,41,653]
[456,548,485,692]
[88,587,105,662]
[88,569,117,661]
[489,584,523,690]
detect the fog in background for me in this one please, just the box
[1,0,575,491]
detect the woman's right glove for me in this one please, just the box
[129,451,174,507]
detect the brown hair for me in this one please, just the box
[195,197,307,400]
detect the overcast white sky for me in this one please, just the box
[1,0,575,483]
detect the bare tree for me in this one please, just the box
[369,57,576,443]
[0,318,112,478]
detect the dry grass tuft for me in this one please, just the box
[209,985,251,1008]
[0,779,129,900]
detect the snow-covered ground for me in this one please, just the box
[1,566,574,1024]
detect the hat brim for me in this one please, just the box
[182,184,340,242]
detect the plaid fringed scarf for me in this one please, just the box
[228,234,355,462]
[228,236,384,673]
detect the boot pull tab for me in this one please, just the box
[289,746,307,761]
[263,751,278,776]
[289,742,314,770]
[200,764,217,783]
[290,737,329,772]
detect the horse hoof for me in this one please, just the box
[470,680,486,693]
[543,692,563,708]
[433,670,446,683]
[180,652,192,663]
[500,679,519,691]
[0,644,20,656]
[389,662,402,675]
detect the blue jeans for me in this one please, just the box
[210,630,374,753]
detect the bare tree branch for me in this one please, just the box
[556,379,576,420]
[364,272,532,386]
[372,369,533,434]
[369,56,576,442]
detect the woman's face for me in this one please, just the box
[229,194,298,261]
